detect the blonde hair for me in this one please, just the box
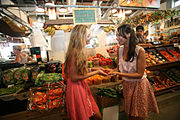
[13,45,22,51]
[64,25,88,75]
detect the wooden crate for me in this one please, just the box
[96,95,120,108]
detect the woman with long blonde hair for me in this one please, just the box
[64,25,107,120]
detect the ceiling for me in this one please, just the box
[8,0,167,18]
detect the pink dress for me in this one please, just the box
[66,66,100,120]
[118,45,159,118]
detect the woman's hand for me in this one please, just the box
[97,70,108,76]
[108,71,119,76]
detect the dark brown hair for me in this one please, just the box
[117,24,137,62]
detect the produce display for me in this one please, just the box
[153,76,166,91]
[86,75,111,86]
[3,69,14,87]
[21,69,31,82]
[45,61,62,73]
[0,84,24,96]
[96,88,121,98]
[13,68,23,84]
[106,45,119,58]
[88,53,114,68]
[159,50,176,62]
[161,78,177,88]
[44,26,55,36]
[145,51,166,66]
[103,26,115,32]
[167,49,180,60]
[29,83,65,111]
[35,71,63,86]
[161,69,180,83]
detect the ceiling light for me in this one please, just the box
[45,3,54,6]
[125,10,132,14]
[127,0,130,4]
[113,13,118,17]
[111,9,117,14]
[36,7,45,12]
[59,7,68,13]
[45,0,54,6]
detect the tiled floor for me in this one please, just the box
[118,89,180,120]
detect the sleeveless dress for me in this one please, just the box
[66,66,100,120]
[118,45,159,118]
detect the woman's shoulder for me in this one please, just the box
[136,45,145,55]
[136,45,145,51]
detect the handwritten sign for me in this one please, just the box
[73,8,97,25]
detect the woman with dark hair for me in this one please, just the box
[109,24,159,120]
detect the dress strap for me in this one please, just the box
[135,45,143,56]
[118,45,124,59]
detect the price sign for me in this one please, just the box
[73,8,97,25]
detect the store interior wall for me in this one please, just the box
[47,28,111,63]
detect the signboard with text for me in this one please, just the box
[119,0,160,8]
[73,8,97,25]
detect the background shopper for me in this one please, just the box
[136,25,146,44]
[13,45,32,64]
[109,24,159,120]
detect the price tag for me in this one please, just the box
[174,43,179,47]
[8,84,14,88]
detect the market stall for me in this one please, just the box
[0,0,180,120]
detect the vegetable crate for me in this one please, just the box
[28,82,65,111]
[96,95,120,108]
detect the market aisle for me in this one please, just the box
[119,89,180,120]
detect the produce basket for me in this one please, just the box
[14,88,30,101]
[0,93,16,101]
[156,47,176,62]
[0,84,24,101]
[28,82,65,111]
[165,46,180,60]
[96,87,121,108]
[96,95,120,108]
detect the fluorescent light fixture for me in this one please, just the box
[127,0,130,4]
[125,10,132,14]
[36,7,45,12]
[111,9,117,13]
[113,13,118,17]
[59,7,68,13]
[175,1,180,7]
[45,2,54,6]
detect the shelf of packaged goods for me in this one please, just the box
[146,61,180,71]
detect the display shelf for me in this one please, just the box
[154,85,180,96]
[146,61,180,71]
[164,25,180,31]
[89,80,122,89]
[0,93,16,101]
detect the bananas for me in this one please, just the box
[44,26,52,32]
[44,26,55,36]
[104,26,115,32]
[54,25,73,31]
[43,25,74,36]
[48,28,55,36]
[2,16,26,34]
